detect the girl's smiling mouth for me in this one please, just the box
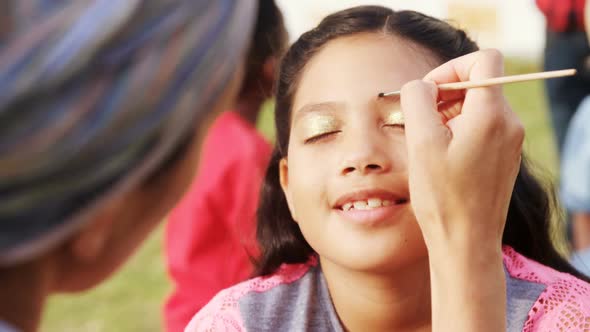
[333,189,409,226]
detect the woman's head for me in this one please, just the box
[257,5,581,279]
[0,0,256,291]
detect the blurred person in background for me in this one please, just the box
[536,0,590,154]
[565,0,590,274]
[0,1,256,331]
[163,1,288,331]
[536,0,590,249]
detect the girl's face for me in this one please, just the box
[280,33,438,273]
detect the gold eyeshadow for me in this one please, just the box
[300,114,340,140]
[384,109,405,126]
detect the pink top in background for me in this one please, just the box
[164,111,271,332]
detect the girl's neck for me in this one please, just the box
[320,257,432,332]
[0,258,52,332]
[233,96,265,126]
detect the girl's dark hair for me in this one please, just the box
[255,5,587,280]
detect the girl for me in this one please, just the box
[188,6,590,332]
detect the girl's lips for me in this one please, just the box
[334,201,409,226]
[333,189,408,209]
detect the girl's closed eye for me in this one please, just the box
[383,110,405,129]
[302,115,341,144]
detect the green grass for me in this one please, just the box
[504,59,558,178]
[41,58,558,331]
[42,227,170,332]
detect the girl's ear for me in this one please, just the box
[69,209,115,263]
[262,57,277,83]
[279,157,297,222]
[259,57,278,97]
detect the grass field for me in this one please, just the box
[41,58,559,331]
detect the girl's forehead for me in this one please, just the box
[292,33,435,114]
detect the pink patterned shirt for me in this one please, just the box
[186,247,590,331]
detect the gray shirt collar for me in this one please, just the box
[0,320,20,332]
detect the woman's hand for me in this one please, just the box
[400,48,523,254]
[400,49,524,332]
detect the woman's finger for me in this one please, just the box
[400,80,450,150]
[424,49,505,103]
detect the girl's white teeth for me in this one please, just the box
[367,198,381,208]
[353,201,368,210]
[341,198,394,211]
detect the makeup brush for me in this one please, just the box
[377,68,576,97]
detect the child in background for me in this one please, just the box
[565,96,590,275]
[535,0,590,248]
[566,0,590,274]
[163,1,288,331]
[188,6,590,332]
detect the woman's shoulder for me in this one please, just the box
[184,258,319,332]
[502,246,590,331]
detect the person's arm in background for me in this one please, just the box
[165,166,238,332]
[164,124,269,332]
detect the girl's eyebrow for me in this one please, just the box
[294,95,401,123]
[376,95,401,106]
[293,101,343,124]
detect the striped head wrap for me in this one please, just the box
[0,0,256,265]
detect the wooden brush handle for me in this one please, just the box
[379,69,576,97]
